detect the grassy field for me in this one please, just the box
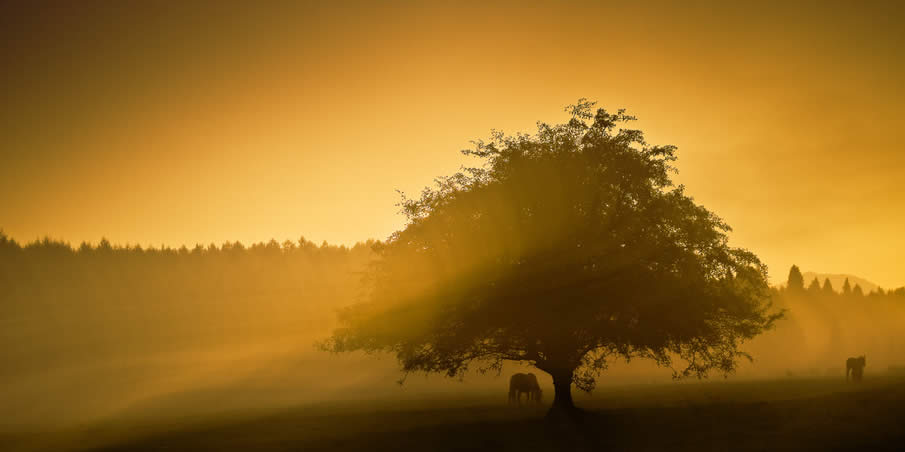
[5,376,905,452]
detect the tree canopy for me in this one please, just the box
[324,100,781,415]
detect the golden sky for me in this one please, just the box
[2,1,904,287]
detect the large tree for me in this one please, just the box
[324,100,781,417]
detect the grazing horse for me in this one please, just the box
[846,356,866,382]
[508,372,542,406]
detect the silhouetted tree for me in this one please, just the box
[822,278,835,295]
[98,237,113,254]
[852,284,864,297]
[323,100,781,419]
[842,278,852,295]
[808,277,821,293]
[786,265,804,292]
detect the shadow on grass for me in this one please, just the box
[29,377,904,452]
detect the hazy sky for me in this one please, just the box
[2,1,904,287]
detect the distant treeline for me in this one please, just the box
[0,231,376,268]
[743,265,905,376]
[1,232,903,390]
[783,265,905,299]
[0,231,375,379]
[0,231,376,300]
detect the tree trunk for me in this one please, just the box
[546,369,583,421]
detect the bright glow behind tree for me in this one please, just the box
[325,100,782,416]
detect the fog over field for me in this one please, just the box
[2,233,903,439]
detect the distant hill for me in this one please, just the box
[798,272,879,293]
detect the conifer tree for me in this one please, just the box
[807,277,821,293]
[786,265,804,292]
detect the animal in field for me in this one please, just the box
[846,355,866,382]
[508,372,542,405]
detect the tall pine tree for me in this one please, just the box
[786,265,804,292]
[808,277,821,293]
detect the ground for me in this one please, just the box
[5,376,905,452]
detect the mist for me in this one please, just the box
[742,283,905,378]
[0,233,549,440]
[3,229,903,443]
[0,234,377,432]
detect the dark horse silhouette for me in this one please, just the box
[508,372,542,405]
[846,355,866,382]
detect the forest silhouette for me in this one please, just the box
[0,231,379,429]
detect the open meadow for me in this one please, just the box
[5,375,903,452]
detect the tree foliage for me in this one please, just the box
[324,100,782,411]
